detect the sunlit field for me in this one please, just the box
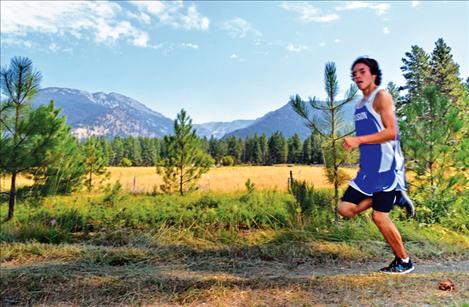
[0,165,358,194]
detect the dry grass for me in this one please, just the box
[0,165,357,193]
[2,242,468,306]
[105,165,355,193]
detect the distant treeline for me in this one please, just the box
[88,133,325,167]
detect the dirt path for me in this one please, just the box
[270,259,469,277]
[2,258,468,306]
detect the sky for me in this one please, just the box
[1,1,468,124]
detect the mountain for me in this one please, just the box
[31,87,256,139]
[31,87,356,140]
[193,120,254,139]
[224,100,355,140]
[32,87,175,138]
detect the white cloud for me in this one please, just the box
[180,43,199,49]
[334,38,341,43]
[127,11,152,25]
[230,53,247,62]
[286,43,310,52]
[281,2,339,23]
[1,1,149,48]
[223,17,262,38]
[319,42,326,47]
[130,1,209,30]
[336,1,391,15]
[383,26,390,34]
[411,1,420,8]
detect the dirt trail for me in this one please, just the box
[171,257,469,281]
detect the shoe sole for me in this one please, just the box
[380,267,415,275]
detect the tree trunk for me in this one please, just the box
[179,165,184,196]
[6,171,17,221]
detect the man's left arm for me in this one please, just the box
[343,91,397,151]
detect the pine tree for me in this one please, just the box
[252,134,262,164]
[140,137,159,166]
[400,45,432,102]
[290,62,357,219]
[287,133,302,164]
[226,136,243,164]
[400,86,467,223]
[33,123,85,195]
[0,57,75,220]
[110,137,124,166]
[430,38,467,108]
[81,136,109,192]
[157,109,213,195]
[268,132,288,164]
[310,133,324,164]
[302,135,312,164]
[259,133,269,165]
[208,136,227,165]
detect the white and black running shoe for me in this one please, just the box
[380,257,415,274]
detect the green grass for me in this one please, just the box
[1,189,468,261]
[1,189,468,306]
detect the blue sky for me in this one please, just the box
[1,1,468,123]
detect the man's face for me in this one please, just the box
[352,63,376,90]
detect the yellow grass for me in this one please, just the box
[109,165,357,193]
[0,165,358,193]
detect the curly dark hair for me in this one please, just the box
[351,57,382,86]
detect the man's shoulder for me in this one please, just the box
[375,89,392,99]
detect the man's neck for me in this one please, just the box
[362,84,378,100]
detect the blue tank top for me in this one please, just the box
[349,87,407,195]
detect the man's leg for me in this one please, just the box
[338,186,372,218]
[371,191,414,274]
[372,211,407,259]
[338,198,372,218]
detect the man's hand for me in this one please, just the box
[343,136,361,151]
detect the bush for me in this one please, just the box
[221,155,235,166]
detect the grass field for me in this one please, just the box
[0,165,357,193]
[2,165,468,306]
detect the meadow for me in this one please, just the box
[1,166,468,306]
[0,165,357,193]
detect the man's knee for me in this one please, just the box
[338,202,356,218]
[372,211,389,226]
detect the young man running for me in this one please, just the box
[340,57,415,274]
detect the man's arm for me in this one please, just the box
[343,90,397,151]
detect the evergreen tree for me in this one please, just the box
[400,86,467,223]
[81,136,109,192]
[110,136,124,166]
[33,125,85,195]
[99,137,112,166]
[127,136,142,166]
[291,62,357,219]
[0,57,74,220]
[157,109,213,195]
[140,137,159,166]
[400,45,432,102]
[430,38,467,108]
[252,134,262,164]
[287,133,303,164]
[208,136,227,165]
[311,133,324,164]
[226,136,243,164]
[259,133,269,165]
[302,135,312,164]
[268,131,288,164]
